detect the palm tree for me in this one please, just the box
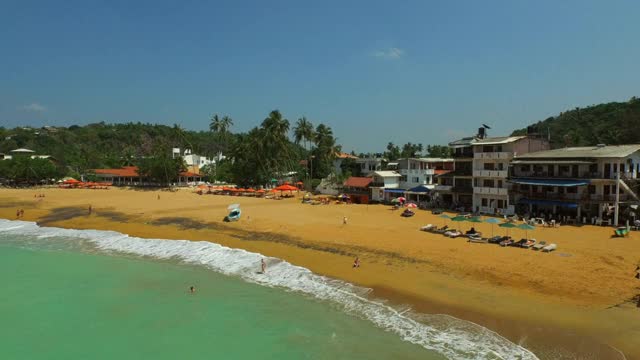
[293,117,315,151]
[209,114,233,134]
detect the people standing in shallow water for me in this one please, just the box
[353,257,360,269]
[261,259,266,274]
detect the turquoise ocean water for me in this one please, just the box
[0,220,537,360]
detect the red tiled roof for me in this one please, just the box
[93,166,201,178]
[94,166,139,177]
[335,152,358,159]
[343,176,373,188]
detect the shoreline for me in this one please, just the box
[1,187,638,359]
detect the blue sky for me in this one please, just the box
[2,0,639,152]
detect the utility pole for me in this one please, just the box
[614,170,620,227]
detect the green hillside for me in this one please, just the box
[512,97,640,148]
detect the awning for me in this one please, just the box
[406,185,431,193]
[509,178,590,187]
[518,198,578,208]
[384,189,406,193]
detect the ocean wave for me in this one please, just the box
[0,219,538,360]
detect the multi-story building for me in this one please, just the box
[369,171,402,202]
[356,157,385,176]
[509,144,640,224]
[472,136,548,215]
[172,148,222,175]
[441,137,476,210]
[397,157,454,189]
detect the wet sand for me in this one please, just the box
[1,187,639,359]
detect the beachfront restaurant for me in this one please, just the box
[342,176,373,204]
[93,166,202,186]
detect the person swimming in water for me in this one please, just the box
[189,286,196,294]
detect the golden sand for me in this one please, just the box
[1,187,639,359]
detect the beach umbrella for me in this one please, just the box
[451,215,467,230]
[397,197,406,202]
[405,203,417,208]
[499,222,517,237]
[485,217,502,237]
[391,198,400,204]
[517,223,536,240]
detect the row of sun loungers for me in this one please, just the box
[420,224,558,252]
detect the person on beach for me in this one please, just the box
[343,216,348,225]
[353,257,360,269]
[261,259,266,274]
[88,205,92,215]
[189,286,196,294]
[157,194,160,200]
[20,209,24,218]
[16,209,20,218]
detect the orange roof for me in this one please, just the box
[94,166,139,177]
[335,152,358,159]
[343,176,373,188]
[180,171,201,177]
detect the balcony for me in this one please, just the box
[473,170,508,178]
[474,152,513,160]
[511,171,603,179]
[453,152,474,159]
[473,187,508,196]
[399,168,435,176]
[434,185,453,192]
[452,186,473,194]
[512,190,629,202]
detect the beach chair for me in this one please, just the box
[542,243,557,252]
[532,241,546,250]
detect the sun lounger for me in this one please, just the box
[467,234,487,243]
[542,243,557,252]
[500,238,514,247]
[488,236,505,244]
[521,239,536,249]
[420,224,435,231]
[445,230,461,238]
[532,241,547,250]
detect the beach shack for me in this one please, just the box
[343,176,373,204]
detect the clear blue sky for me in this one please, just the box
[2,0,639,152]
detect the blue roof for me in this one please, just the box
[509,178,590,187]
[407,185,431,193]
[518,198,578,208]
[384,188,406,193]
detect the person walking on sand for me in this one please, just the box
[88,205,92,215]
[352,257,360,269]
[343,216,348,225]
[157,194,160,200]
[20,209,24,218]
[261,259,266,274]
[16,209,20,218]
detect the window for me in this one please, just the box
[520,184,529,191]
[400,175,407,182]
[497,180,503,188]
[588,185,596,194]
[520,165,531,172]
[483,145,493,152]
[497,162,504,170]
[604,185,610,195]
[412,177,419,183]
[559,165,569,173]
[483,162,495,170]
[566,187,577,194]
[497,200,505,209]
[544,186,553,192]
[558,187,564,194]
[483,179,494,187]
[533,165,544,173]
[481,198,488,206]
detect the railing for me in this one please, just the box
[452,170,473,177]
[511,172,603,179]
[452,186,473,193]
[399,169,435,176]
[453,152,474,158]
[370,182,385,188]
[513,191,629,202]
[473,170,508,178]
[473,187,508,196]
[474,152,513,160]
[434,185,453,191]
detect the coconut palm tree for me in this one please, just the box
[293,117,315,151]
[209,114,233,134]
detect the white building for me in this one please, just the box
[356,157,385,176]
[510,144,640,224]
[370,171,402,202]
[472,136,548,215]
[333,152,358,176]
[397,157,454,190]
[172,148,222,174]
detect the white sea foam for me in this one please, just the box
[0,219,538,360]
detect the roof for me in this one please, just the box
[511,160,594,165]
[373,171,401,178]
[343,177,373,188]
[407,185,431,193]
[10,148,35,153]
[516,145,640,159]
[93,166,201,178]
[434,170,452,175]
[518,198,578,208]
[448,137,477,147]
[356,157,385,162]
[509,178,590,187]
[417,157,454,162]
[335,152,358,159]
[472,136,527,145]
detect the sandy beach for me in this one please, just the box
[1,187,639,359]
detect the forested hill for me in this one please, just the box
[511,97,640,148]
